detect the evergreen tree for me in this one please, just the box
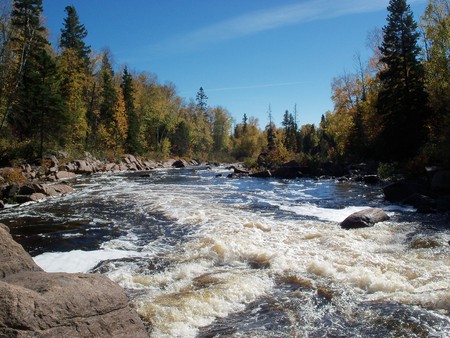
[242,113,248,133]
[171,120,190,156]
[196,86,208,113]
[99,51,116,124]
[266,105,276,151]
[377,0,428,161]
[121,66,141,154]
[282,110,297,152]
[7,0,47,138]
[60,5,90,67]
[421,0,450,165]
[58,5,91,149]
[9,0,66,158]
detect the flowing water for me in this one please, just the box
[1,166,449,337]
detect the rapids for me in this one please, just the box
[1,166,449,337]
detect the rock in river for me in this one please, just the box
[340,208,390,229]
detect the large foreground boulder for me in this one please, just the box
[340,208,390,229]
[0,224,148,337]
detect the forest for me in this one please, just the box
[0,0,449,175]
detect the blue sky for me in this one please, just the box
[42,0,428,128]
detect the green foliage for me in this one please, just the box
[377,162,400,180]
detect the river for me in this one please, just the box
[1,166,449,337]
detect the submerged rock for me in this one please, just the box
[0,223,148,337]
[340,208,390,229]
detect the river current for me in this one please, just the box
[1,166,449,337]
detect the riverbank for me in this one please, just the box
[2,152,450,214]
[0,153,202,209]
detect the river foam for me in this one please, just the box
[24,168,449,337]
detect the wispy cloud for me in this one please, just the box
[180,81,311,96]
[151,0,401,55]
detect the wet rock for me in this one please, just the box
[227,165,249,175]
[0,200,4,209]
[363,175,380,184]
[0,223,148,337]
[271,167,303,179]
[340,208,390,229]
[250,170,272,178]
[172,159,188,168]
[430,170,450,193]
[15,193,46,203]
[383,181,418,203]
[55,170,77,180]
[75,160,94,174]
[18,184,35,195]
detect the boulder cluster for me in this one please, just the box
[0,223,148,337]
[0,153,194,209]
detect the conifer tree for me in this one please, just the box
[10,0,67,158]
[377,0,428,161]
[99,51,116,124]
[196,87,208,113]
[121,66,141,154]
[58,5,91,149]
[60,5,90,67]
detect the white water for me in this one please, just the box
[24,168,450,337]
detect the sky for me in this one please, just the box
[42,0,428,128]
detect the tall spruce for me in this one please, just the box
[60,5,90,67]
[196,87,208,114]
[99,51,116,125]
[10,0,66,158]
[121,66,141,154]
[5,0,47,137]
[58,5,91,148]
[377,0,428,161]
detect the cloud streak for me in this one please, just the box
[152,0,398,55]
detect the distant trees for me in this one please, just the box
[0,0,448,171]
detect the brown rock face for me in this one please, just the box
[0,223,148,337]
[0,224,42,278]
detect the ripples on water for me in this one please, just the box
[1,166,449,337]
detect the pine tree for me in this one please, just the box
[9,0,67,158]
[121,66,141,154]
[99,51,116,124]
[266,105,276,151]
[377,0,428,161]
[196,87,208,113]
[60,5,90,67]
[58,5,91,149]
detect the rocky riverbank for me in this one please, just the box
[0,153,200,209]
[0,223,148,337]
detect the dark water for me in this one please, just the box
[1,167,449,337]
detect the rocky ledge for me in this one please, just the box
[0,223,148,337]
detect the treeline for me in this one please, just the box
[246,0,449,173]
[0,0,449,174]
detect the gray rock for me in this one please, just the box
[340,208,390,229]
